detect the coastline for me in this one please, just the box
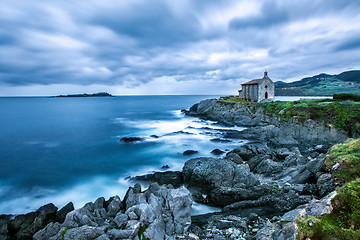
[1,97,359,240]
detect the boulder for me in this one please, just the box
[183,150,199,156]
[183,157,258,193]
[211,149,225,155]
[305,191,337,217]
[224,153,243,164]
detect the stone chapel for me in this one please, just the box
[238,71,275,102]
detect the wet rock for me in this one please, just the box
[131,171,183,188]
[161,165,170,169]
[120,137,143,143]
[211,149,225,155]
[183,150,199,156]
[210,138,231,143]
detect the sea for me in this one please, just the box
[0,95,248,215]
[0,95,331,215]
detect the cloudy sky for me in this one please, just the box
[1,0,360,96]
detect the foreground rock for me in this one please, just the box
[189,191,337,240]
[0,203,74,240]
[0,183,192,240]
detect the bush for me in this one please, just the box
[333,93,360,101]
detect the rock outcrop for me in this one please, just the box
[184,99,348,147]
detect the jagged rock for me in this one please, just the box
[113,213,128,228]
[7,203,58,240]
[316,173,335,197]
[31,183,192,240]
[305,191,337,216]
[62,225,105,240]
[55,202,74,224]
[106,195,122,217]
[33,222,61,240]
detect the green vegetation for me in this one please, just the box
[61,227,72,240]
[259,98,360,137]
[219,96,251,103]
[297,139,360,240]
[275,70,360,96]
[333,93,360,101]
[324,139,360,184]
[138,224,149,240]
[297,180,360,240]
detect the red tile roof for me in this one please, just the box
[241,79,261,85]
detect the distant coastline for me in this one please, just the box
[53,92,113,98]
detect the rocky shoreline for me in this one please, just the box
[0,98,353,240]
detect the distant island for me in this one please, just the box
[275,70,360,96]
[54,92,113,97]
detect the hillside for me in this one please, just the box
[275,70,360,96]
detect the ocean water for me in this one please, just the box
[0,96,246,215]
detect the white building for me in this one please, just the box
[238,72,275,102]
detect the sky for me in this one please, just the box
[1,0,360,96]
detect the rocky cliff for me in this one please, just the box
[184,99,349,147]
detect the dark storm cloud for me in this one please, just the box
[335,34,360,51]
[1,0,360,93]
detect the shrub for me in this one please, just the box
[333,93,360,101]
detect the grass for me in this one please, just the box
[259,99,360,137]
[297,139,360,239]
[324,139,360,184]
[61,227,72,240]
[219,96,252,103]
[138,224,149,240]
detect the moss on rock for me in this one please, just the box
[297,139,360,239]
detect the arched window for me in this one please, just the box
[265,92,268,99]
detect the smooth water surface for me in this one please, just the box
[0,96,245,214]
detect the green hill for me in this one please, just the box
[275,70,360,96]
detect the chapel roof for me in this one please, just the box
[241,79,261,85]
